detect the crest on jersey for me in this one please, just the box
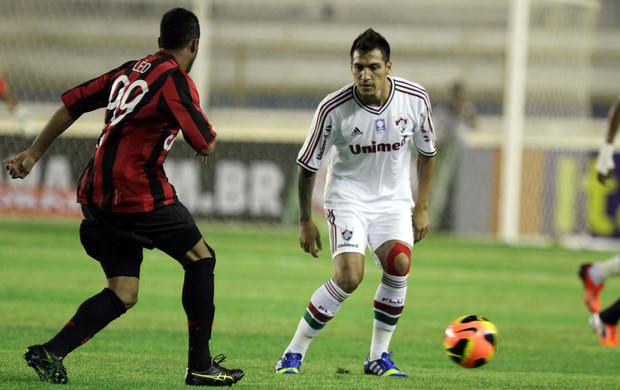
[394,114,414,135]
[375,119,386,134]
[342,228,353,241]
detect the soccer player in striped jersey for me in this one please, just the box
[275,28,436,378]
[4,8,243,386]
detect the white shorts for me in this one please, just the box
[324,206,413,267]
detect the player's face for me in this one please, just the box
[351,49,392,105]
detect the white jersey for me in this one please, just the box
[297,76,436,212]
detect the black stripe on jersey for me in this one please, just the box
[169,72,215,148]
[145,128,173,209]
[298,87,353,168]
[100,127,123,209]
[77,157,96,204]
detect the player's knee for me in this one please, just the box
[386,242,411,276]
[334,271,363,293]
[107,281,139,309]
[115,291,138,310]
[125,296,138,310]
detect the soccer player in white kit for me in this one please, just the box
[275,28,436,377]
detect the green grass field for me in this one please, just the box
[1,218,619,389]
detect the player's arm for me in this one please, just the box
[3,105,76,179]
[166,73,217,163]
[298,166,322,258]
[413,153,436,243]
[597,98,620,184]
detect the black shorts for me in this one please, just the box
[79,202,203,279]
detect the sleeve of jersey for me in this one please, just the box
[162,72,216,151]
[296,106,333,172]
[61,63,129,118]
[413,100,437,157]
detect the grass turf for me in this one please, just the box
[0,218,619,389]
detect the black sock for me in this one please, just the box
[44,288,127,358]
[600,298,620,324]
[183,257,216,372]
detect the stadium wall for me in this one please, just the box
[0,130,301,223]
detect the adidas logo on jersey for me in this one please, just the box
[351,127,363,137]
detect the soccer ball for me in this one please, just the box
[443,315,499,368]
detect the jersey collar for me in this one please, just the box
[352,76,395,115]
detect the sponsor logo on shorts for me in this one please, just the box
[342,228,353,241]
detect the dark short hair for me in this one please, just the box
[159,8,200,50]
[349,28,391,62]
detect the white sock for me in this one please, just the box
[369,273,408,361]
[282,279,349,359]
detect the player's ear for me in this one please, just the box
[385,60,392,75]
[157,37,162,49]
[189,38,199,54]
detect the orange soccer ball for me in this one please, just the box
[443,315,499,368]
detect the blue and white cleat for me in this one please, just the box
[275,352,303,375]
[363,351,408,378]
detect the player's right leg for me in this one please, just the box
[275,252,364,374]
[276,208,367,375]
[23,211,135,383]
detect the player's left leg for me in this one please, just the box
[362,239,410,377]
[364,209,413,377]
[154,203,243,386]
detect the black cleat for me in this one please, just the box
[23,345,69,384]
[185,354,244,387]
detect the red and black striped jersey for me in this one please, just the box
[62,51,215,213]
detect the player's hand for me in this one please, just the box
[299,219,322,258]
[412,207,429,243]
[3,150,36,179]
[198,154,208,164]
[596,143,615,185]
